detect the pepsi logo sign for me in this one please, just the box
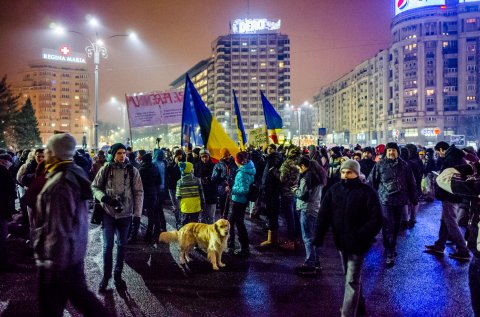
[397,0,408,10]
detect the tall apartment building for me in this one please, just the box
[14,46,91,145]
[172,19,291,141]
[314,0,480,146]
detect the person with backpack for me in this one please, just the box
[92,143,144,293]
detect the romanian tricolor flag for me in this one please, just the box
[233,90,247,151]
[261,91,283,144]
[181,74,239,160]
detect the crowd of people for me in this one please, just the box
[1,134,479,317]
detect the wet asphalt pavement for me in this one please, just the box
[0,200,475,317]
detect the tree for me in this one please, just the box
[15,97,42,149]
[0,75,19,149]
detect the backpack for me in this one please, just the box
[246,182,260,202]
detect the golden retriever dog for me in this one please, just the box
[159,219,230,270]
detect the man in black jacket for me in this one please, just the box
[194,149,217,224]
[368,142,417,267]
[425,142,469,261]
[315,160,382,317]
[436,160,480,316]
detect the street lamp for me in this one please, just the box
[51,17,137,151]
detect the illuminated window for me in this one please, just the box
[426,89,435,96]
[260,62,266,67]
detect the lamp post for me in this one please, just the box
[52,17,136,151]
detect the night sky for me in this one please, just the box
[0,0,392,123]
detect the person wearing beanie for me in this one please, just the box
[176,161,205,226]
[194,149,216,224]
[227,151,256,257]
[425,142,469,261]
[35,133,110,316]
[212,147,238,218]
[359,147,376,179]
[314,159,382,316]
[92,142,144,292]
[368,141,418,267]
[277,145,302,251]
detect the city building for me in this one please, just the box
[171,19,291,142]
[14,46,91,146]
[314,0,480,147]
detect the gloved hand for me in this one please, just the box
[101,195,121,208]
[132,216,141,227]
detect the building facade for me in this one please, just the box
[172,19,291,142]
[14,46,91,146]
[314,0,480,147]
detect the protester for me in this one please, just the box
[34,133,110,317]
[166,149,184,229]
[315,159,382,316]
[227,151,256,257]
[92,143,144,292]
[176,161,205,226]
[294,157,326,276]
[212,148,238,218]
[368,142,417,267]
[138,153,161,243]
[194,149,217,224]
[0,153,16,271]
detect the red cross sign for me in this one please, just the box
[60,46,71,56]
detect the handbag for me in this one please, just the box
[91,199,104,225]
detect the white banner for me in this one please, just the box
[125,90,184,128]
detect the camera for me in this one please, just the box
[114,195,125,213]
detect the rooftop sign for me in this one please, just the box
[395,0,445,16]
[42,46,87,64]
[231,19,281,34]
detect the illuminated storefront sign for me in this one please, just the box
[42,46,87,64]
[395,0,445,16]
[231,19,281,34]
[421,128,441,136]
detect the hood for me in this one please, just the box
[267,151,283,169]
[153,148,165,162]
[445,145,465,160]
[56,162,93,200]
[239,160,256,176]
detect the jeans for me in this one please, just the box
[200,204,216,224]
[281,194,296,240]
[436,201,468,252]
[228,201,249,250]
[102,214,131,280]
[470,257,480,317]
[299,208,319,266]
[339,252,365,317]
[38,261,110,317]
[168,188,181,228]
[181,212,199,227]
[0,217,8,266]
[381,205,405,257]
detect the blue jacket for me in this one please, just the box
[153,149,166,192]
[231,161,256,203]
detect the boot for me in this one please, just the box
[257,230,278,249]
[128,216,141,244]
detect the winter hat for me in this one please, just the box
[199,148,210,156]
[376,144,386,155]
[110,143,127,157]
[142,153,153,163]
[385,142,400,153]
[340,159,361,176]
[363,146,375,155]
[179,161,193,174]
[46,133,76,160]
[193,147,201,156]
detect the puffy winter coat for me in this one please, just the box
[279,151,300,197]
[176,173,205,213]
[315,177,383,254]
[368,157,418,206]
[231,160,256,204]
[295,168,323,212]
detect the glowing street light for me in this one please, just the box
[51,16,137,151]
